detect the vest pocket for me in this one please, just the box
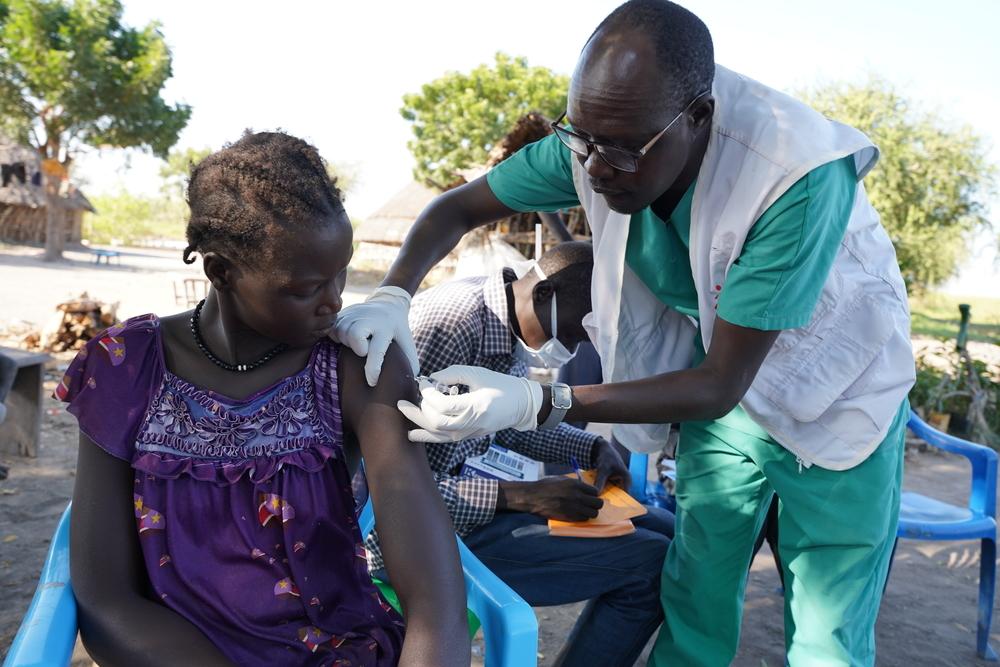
[762,292,895,423]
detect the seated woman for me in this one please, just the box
[61,131,469,666]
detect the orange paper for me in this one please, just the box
[547,470,647,538]
[549,520,636,538]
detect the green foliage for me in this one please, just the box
[799,78,996,293]
[83,190,186,245]
[85,149,367,246]
[159,146,212,199]
[401,52,569,189]
[909,292,1000,344]
[909,345,1000,446]
[0,0,190,161]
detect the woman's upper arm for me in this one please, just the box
[339,345,423,471]
[71,432,147,608]
[339,345,469,665]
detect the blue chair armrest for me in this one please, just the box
[907,410,998,518]
[4,504,77,667]
[358,497,538,665]
[457,538,537,667]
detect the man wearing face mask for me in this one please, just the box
[364,241,675,667]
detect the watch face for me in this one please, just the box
[551,384,572,410]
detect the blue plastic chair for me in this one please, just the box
[628,452,672,511]
[893,410,998,661]
[4,501,537,667]
[628,411,999,661]
[3,504,76,667]
[358,499,538,667]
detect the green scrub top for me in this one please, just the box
[487,133,858,331]
[487,134,858,436]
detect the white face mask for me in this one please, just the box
[514,263,578,369]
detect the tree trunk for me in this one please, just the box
[42,173,64,261]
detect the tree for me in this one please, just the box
[799,78,996,293]
[84,190,186,246]
[159,146,212,200]
[401,52,569,189]
[0,0,191,260]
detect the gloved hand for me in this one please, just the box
[331,286,420,386]
[397,366,544,443]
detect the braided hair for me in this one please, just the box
[183,131,345,268]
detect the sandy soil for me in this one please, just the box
[0,243,379,336]
[2,244,999,665]
[2,380,998,666]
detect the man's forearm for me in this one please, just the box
[559,365,745,426]
[381,178,516,294]
[382,206,471,294]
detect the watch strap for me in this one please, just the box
[538,382,571,430]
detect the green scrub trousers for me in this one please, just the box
[650,401,908,667]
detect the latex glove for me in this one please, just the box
[397,366,544,443]
[331,286,419,386]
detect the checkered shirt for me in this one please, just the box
[366,269,601,572]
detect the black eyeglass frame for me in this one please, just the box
[550,90,712,173]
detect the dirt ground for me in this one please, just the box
[2,244,1000,665]
[2,377,998,666]
[0,243,379,334]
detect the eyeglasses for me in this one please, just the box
[550,90,711,173]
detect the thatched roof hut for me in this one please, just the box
[351,180,457,282]
[352,113,592,281]
[354,180,439,246]
[0,135,95,245]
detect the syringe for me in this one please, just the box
[416,375,459,396]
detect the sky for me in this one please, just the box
[74,0,1000,295]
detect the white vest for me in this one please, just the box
[578,65,915,471]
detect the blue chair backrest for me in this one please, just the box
[3,504,77,667]
[906,410,998,518]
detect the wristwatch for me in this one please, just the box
[538,382,572,430]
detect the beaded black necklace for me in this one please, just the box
[189,299,287,373]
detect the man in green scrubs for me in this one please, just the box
[489,136,908,665]
[334,1,913,664]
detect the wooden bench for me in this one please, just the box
[0,347,52,457]
[90,248,121,265]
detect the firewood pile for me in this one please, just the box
[26,293,119,352]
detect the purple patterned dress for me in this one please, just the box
[57,315,404,666]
